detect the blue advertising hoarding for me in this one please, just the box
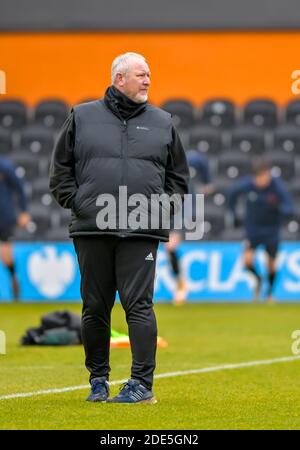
[0,241,299,302]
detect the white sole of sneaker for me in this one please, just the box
[142,397,157,404]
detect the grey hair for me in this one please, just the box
[111,52,146,84]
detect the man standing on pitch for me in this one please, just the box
[49,52,189,403]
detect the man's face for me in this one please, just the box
[116,58,151,103]
[254,170,272,188]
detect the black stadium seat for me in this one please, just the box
[10,151,40,179]
[217,152,251,180]
[33,99,69,129]
[31,177,54,207]
[281,200,300,240]
[210,187,227,209]
[14,227,37,242]
[161,99,194,129]
[211,177,234,210]
[20,125,55,155]
[287,179,300,202]
[243,98,277,128]
[0,99,27,130]
[273,124,300,154]
[231,125,266,155]
[0,127,13,155]
[202,203,226,239]
[45,226,70,241]
[220,227,245,241]
[189,125,222,155]
[281,219,300,241]
[28,202,52,235]
[285,99,300,126]
[200,99,235,128]
[268,151,296,180]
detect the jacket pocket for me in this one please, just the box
[72,188,82,216]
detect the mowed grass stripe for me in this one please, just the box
[1,354,299,401]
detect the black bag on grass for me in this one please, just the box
[20,310,82,346]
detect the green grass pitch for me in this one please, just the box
[1,302,300,430]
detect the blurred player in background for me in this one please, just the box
[0,156,31,299]
[227,156,294,303]
[166,150,213,305]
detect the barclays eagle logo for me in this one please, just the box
[28,246,75,298]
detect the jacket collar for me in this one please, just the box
[104,85,147,121]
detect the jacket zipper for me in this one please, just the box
[120,119,128,237]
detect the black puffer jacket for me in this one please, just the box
[49,90,189,241]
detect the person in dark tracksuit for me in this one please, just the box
[49,52,189,403]
[166,150,213,305]
[0,156,30,298]
[227,157,294,303]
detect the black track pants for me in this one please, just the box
[73,235,159,390]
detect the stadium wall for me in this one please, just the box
[0,32,299,106]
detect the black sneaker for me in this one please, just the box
[86,376,109,402]
[107,379,156,404]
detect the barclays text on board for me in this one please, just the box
[0,242,299,302]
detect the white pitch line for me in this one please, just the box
[0,355,299,401]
